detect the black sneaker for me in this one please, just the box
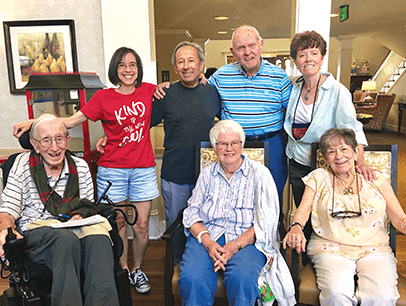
[128,271,135,286]
[130,269,151,293]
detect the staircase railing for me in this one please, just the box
[372,51,405,93]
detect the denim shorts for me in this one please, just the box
[97,166,159,203]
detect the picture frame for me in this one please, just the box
[3,19,78,95]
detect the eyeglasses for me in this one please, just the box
[117,62,137,70]
[331,173,362,219]
[35,136,67,147]
[216,141,242,150]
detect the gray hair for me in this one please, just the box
[231,25,263,47]
[171,41,205,66]
[319,128,358,158]
[30,114,68,140]
[209,120,246,148]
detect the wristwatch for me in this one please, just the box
[196,230,209,244]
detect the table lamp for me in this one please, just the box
[360,80,377,103]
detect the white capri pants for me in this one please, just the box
[311,252,399,306]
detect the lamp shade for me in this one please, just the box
[361,80,377,91]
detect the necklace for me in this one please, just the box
[331,171,362,219]
[304,75,321,101]
[334,173,356,195]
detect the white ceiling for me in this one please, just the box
[154,0,406,58]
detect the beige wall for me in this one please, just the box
[351,36,390,77]
[0,0,105,149]
[328,36,389,82]
[155,34,186,84]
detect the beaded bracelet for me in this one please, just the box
[288,221,304,232]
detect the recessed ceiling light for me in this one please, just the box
[330,13,339,17]
[218,31,228,34]
[214,16,228,21]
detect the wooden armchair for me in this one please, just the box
[355,93,396,131]
[292,144,406,306]
[161,141,272,306]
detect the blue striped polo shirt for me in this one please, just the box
[208,58,292,136]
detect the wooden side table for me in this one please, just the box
[398,102,406,135]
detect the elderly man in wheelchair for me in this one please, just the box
[0,114,119,306]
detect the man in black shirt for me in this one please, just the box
[150,41,220,229]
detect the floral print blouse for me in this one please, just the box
[304,168,392,260]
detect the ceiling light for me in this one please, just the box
[218,31,228,34]
[330,13,339,17]
[214,16,228,20]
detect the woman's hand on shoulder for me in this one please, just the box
[355,163,377,181]
[153,82,171,100]
[13,119,35,139]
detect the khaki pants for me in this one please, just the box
[311,252,399,306]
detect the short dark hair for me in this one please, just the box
[319,128,358,157]
[108,47,143,87]
[290,30,327,61]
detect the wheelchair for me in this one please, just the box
[0,131,137,306]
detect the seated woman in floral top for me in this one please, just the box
[283,127,406,306]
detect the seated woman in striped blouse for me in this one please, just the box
[179,119,295,306]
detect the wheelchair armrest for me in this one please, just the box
[98,205,117,227]
[97,206,123,261]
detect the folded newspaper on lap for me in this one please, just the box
[50,215,105,228]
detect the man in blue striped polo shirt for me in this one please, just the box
[208,25,292,212]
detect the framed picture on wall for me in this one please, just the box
[3,19,79,94]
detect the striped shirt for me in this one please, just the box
[0,152,94,232]
[208,58,292,136]
[183,156,255,243]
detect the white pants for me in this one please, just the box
[311,252,399,306]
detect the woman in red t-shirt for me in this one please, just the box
[14,47,158,294]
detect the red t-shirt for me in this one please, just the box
[81,83,156,168]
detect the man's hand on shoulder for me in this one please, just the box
[153,82,171,100]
